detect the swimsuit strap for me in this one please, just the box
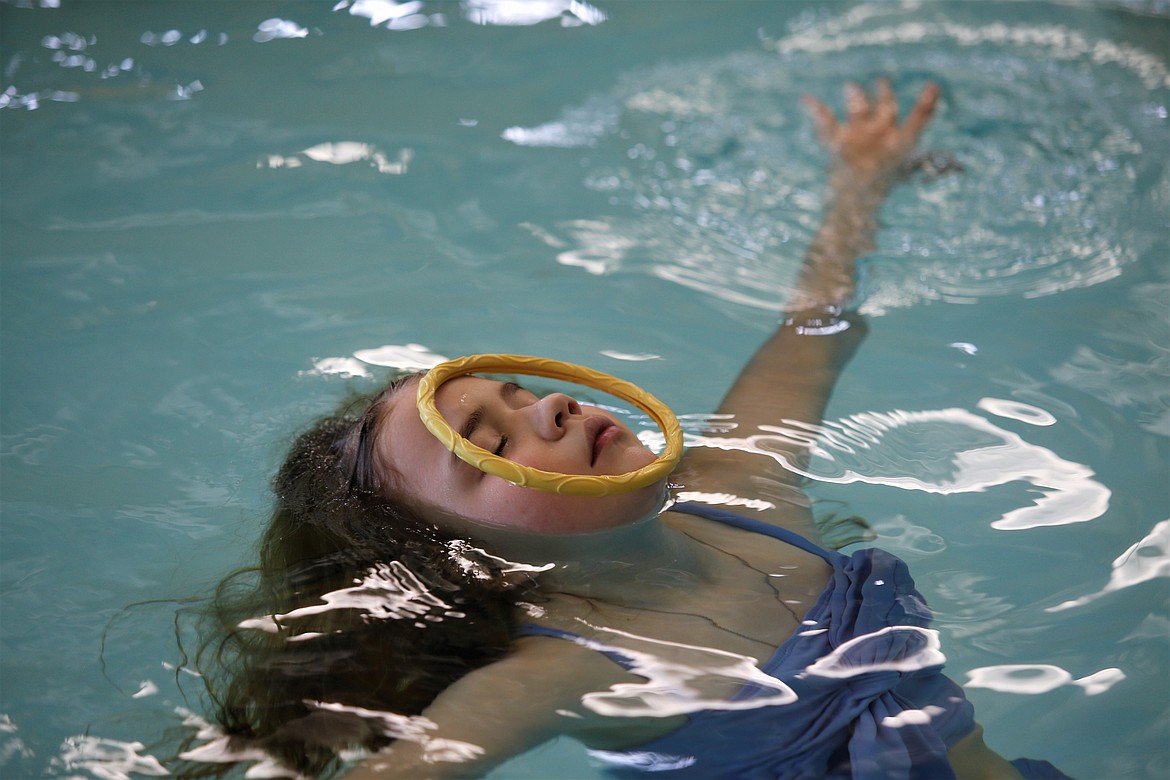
[668,501,837,563]
[514,623,640,671]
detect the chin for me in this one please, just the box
[571,481,668,533]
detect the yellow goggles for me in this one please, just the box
[416,354,683,496]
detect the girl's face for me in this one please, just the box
[375,375,665,534]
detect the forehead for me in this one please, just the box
[377,374,487,488]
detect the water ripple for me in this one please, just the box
[679,406,1111,531]
[1047,519,1170,612]
[510,5,1167,312]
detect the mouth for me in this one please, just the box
[586,416,617,466]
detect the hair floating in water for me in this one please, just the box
[417,354,683,496]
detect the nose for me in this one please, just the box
[531,393,581,440]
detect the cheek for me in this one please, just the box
[473,483,567,531]
[627,443,659,469]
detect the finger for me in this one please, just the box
[875,78,897,122]
[802,94,839,145]
[902,82,940,140]
[844,82,870,118]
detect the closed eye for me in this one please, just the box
[493,434,509,457]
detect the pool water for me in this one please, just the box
[1,1,1167,778]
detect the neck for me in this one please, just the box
[465,511,717,608]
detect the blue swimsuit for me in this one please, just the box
[519,502,1071,779]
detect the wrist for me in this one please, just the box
[827,165,893,205]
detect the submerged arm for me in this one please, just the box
[676,80,939,537]
[344,636,657,779]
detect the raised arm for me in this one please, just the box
[721,79,939,424]
[676,80,940,534]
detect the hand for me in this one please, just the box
[802,79,939,188]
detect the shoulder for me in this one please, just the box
[436,628,641,727]
[347,632,678,777]
[667,450,825,542]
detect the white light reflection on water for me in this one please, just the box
[240,561,467,632]
[563,622,797,718]
[0,85,79,110]
[977,398,1057,427]
[240,553,550,635]
[880,704,947,730]
[338,0,432,30]
[666,406,1110,531]
[564,623,950,722]
[463,0,606,27]
[305,357,373,379]
[253,18,310,43]
[1048,519,1170,612]
[446,540,556,580]
[51,736,169,779]
[311,342,661,378]
[178,741,298,778]
[804,627,945,679]
[177,709,313,777]
[305,343,448,377]
[353,343,448,370]
[0,715,35,766]
[965,664,1126,696]
[260,142,413,174]
[140,29,227,47]
[600,350,661,362]
[335,0,604,30]
[310,702,484,764]
[674,491,775,513]
[131,680,159,700]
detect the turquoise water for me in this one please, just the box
[1,1,1167,777]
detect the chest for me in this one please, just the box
[548,518,833,673]
[537,536,833,752]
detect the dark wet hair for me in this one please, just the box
[175,376,530,778]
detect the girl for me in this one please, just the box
[181,81,1068,779]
